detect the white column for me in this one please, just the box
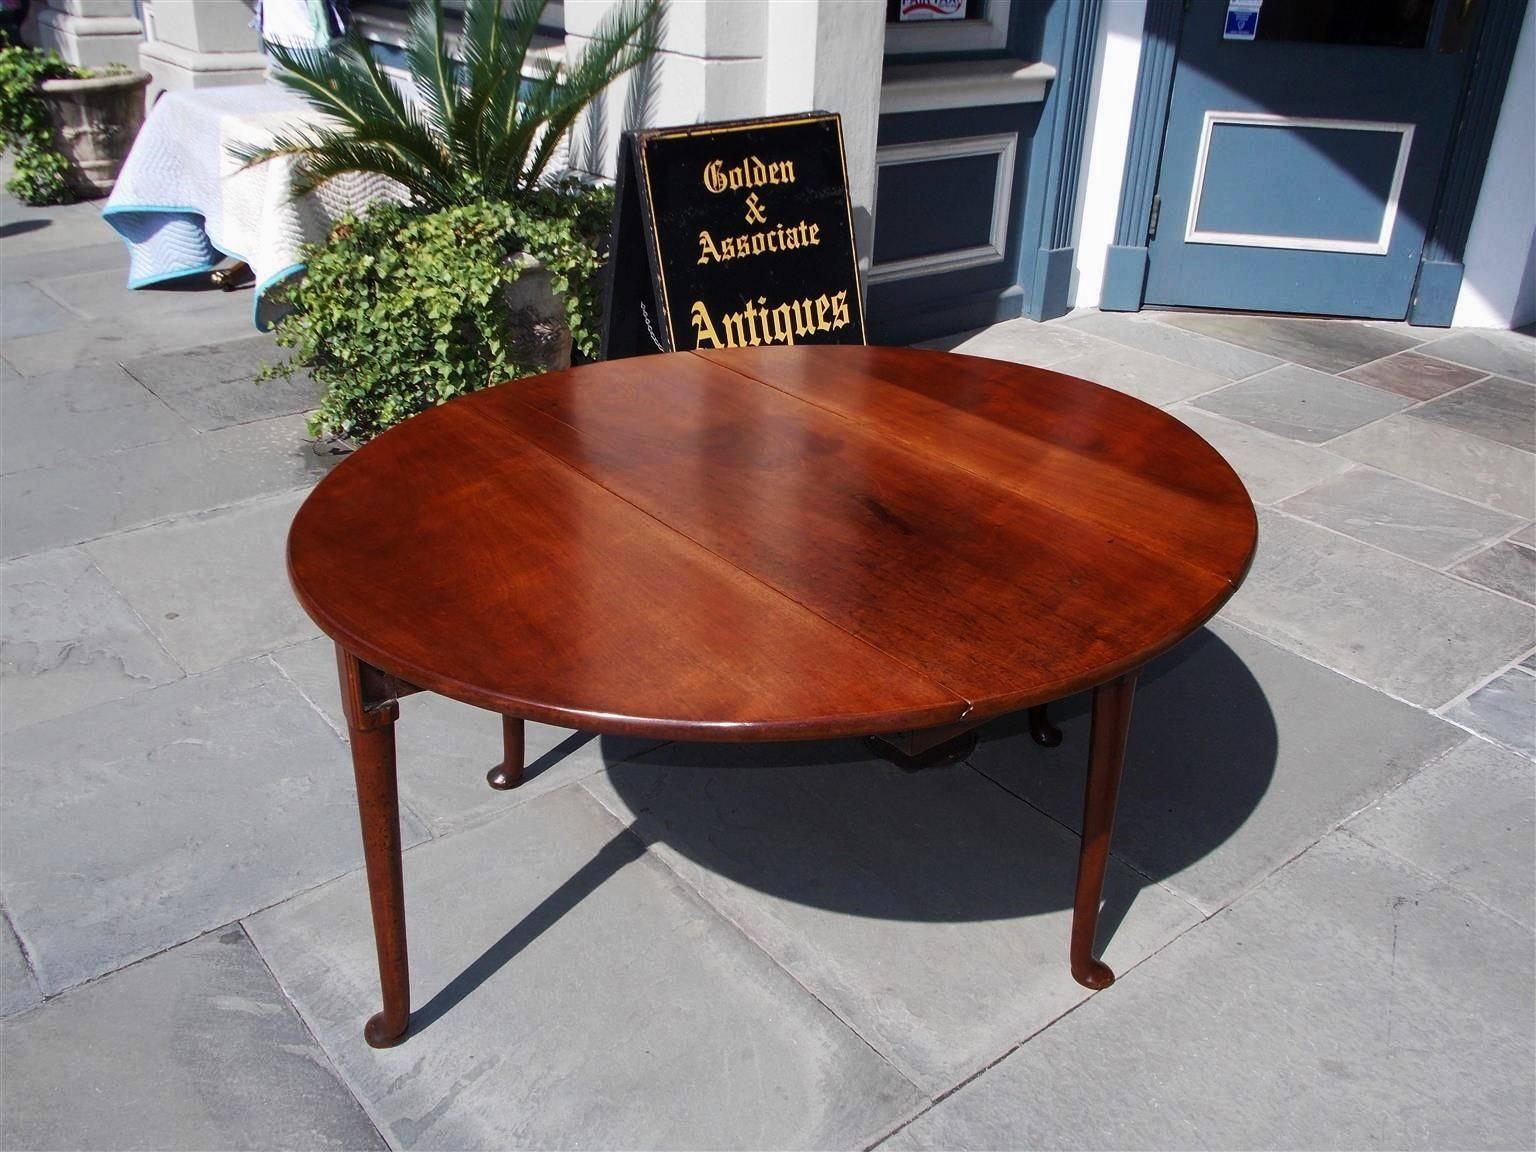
[138,0,267,109]
[1453,0,1536,330]
[1069,0,1147,312]
[36,0,144,70]
[566,0,883,263]
[763,0,884,265]
[563,0,771,179]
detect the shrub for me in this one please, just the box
[264,186,611,442]
[0,45,81,205]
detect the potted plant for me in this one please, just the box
[0,44,148,202]
[240,0,661,442]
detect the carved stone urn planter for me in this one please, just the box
[39,69,150,197]
[503,253,572,372]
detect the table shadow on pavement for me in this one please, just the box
[409,627,1273,1037]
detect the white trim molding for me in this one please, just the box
[868,132,1017,284]
[880,58,1055,115]
[1184,111,1415,256]
[884,0,1011,56]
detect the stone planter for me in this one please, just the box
[504,253,572,372]
[39,69,150,197]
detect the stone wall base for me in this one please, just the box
[36,6,143,70]
[139,40,269,110]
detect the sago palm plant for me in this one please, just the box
[235,0,661,210]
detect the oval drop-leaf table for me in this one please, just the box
[288,345,1258,1048]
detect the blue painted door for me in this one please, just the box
[1144,0,1474,318]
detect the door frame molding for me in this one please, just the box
[1100,0,1528,322]
[1410,0,1529,325]
[1100,0,1183,312]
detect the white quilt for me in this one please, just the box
[103,82,405,328]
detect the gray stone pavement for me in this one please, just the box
[1,192,1532,1150]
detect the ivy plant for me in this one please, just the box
[263,185,612,442]
[0,45,81,205]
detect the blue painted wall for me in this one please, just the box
[868,0,1097,344]
[868,101,1042,344]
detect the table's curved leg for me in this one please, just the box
[486,716,525,790]
[336,647,411,1048]
[1029,703,1063,747]
[1070,670,1139,990]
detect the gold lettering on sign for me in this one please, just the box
[703,156,798,194]
[690,290,851,350]
[697,220,821,265]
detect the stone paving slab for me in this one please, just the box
[1418,329,1536,385]
[0,659,428,994]
[1409,375,1536,451]
[1,363,190,475]
[1222,510,1535,707]
[0,202,122,257]
[1162,311,1423,373]
[1064,309,1282,379]
[1,240,135,284]
[884,832,1536,1151]
[271,635,665,836]
[1452,540,1536,604]
[246,784,926,1150]
[1340,350,1488,399]
[0,912,40,1019]
[1169,405,1353,505]
[1047,341,1230,407]
[1327,412,1535,517]
[1,546,184,732]
[1192,363,1413,442]
[1,304,260,376]
[1443,668,1536,757]
[32,269,243,324]
[581,743,1202,1092]
[1278,465,1523,568]
[1,414,344,559]
[122,336,317,431]
[0,928,385,1152]
[928,316,1102,367]
[2,282,75,340]
[86,492,319,675]
[968,621,1462,914]
[1347,736,1534,929]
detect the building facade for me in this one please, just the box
[38,0,1536,339]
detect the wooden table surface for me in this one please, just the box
[289,345,1256,742]
[287,345,1257,1045]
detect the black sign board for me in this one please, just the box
[600,111,865,358]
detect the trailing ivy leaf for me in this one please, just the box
[0,46,84,205]
[263,189,613,443]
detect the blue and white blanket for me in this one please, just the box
[103,82,403,328]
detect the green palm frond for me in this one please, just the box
[521,2,660,189]
[405,0,458,150]
[229,126,454,207]
[232,0,662,213]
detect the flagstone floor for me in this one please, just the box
[2,191,1533,1151]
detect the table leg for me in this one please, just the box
[1070,670,1139,991]
[486,716,526,790]
[336,647,410,1048]
[1028,703,1063,747]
